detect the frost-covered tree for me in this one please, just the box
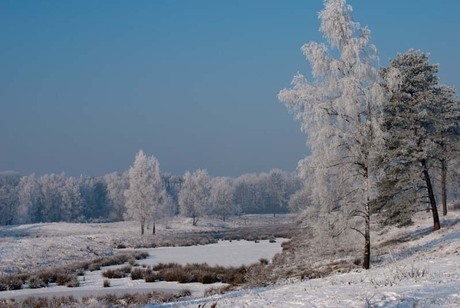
[0,171,20,225]
[279,0,383,269]
[104,172,128,221]
[267,169,287,217]
[379,50,459,228]
[432,86,460,216]
[210,177,238,221]
[162,173,183,216]
[17,174,41,224]
[179,169,210,226]
[39,173,67,222]
[60,176,83,222]
[124,150,168,235]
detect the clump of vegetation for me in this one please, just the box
[131,268,144,280]
[0,251,149,291]
[204,285,234,297]
[0,276,23,291]
[148,262,264,286]
[143,268,159,283]
[0,288,192,307]
[65,277,80,288]
[103,279,110,287]
[27,275,47,289]
[259,258,269,265]
[102,268,128,279]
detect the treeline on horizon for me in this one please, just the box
[0,167,302,226]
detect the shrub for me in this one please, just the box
[131,268,144,280]
[102,269,126,279]
[259,258,269,265]
[245,264,269,287]
[4,276,23,290]
[103,279,110,287]
[66,277,80,288]
[56,272,74,286]
[28,275,47,289]
[128,258,137,266]
[37,269,56,284]
[121,265,132,274]
[204,285,233,297]
[144,270,158,283]
[88,263,101,272]
[177,289,192,298]
[161,267,192,283]
[134,251,149,260]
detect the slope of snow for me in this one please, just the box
[155,211,460,307]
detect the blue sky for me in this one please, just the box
[1,0,459,177]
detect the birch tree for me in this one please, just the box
[278,0,383,269]
[17,174,41,224]
[210,177,237,221]
[179,169,210,226]
[104,172,128,221]
[124,150,167,235]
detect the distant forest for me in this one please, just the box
[0,167,302,226]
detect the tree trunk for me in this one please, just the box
[441,158,448,216]
[421,160,441,231]
[363,177,371,270]
[192,216,198,226]
[141,222,145,235]
[152,222,156,235]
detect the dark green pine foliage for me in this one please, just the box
[377,50,453,230]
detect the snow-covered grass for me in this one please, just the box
[0,214,294,275]
[158,210,460,307]
[6,211,459,307]
[0,215,291,304]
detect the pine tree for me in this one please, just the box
[379,50,459,228]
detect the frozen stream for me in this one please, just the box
[0,238,285,300]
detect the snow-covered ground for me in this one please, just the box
[0,214,293,275]
[0,215,289,301]
[2,212,459,307]
[0,239,283,300]
[156,211,460,307]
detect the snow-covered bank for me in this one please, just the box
[155,212,460,307]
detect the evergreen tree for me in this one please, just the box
[379,50,459,228]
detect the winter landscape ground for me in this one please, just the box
[1,211,459,307]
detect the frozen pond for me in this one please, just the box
[0,238,286,300]
[137,238,285,267]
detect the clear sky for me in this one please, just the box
[1,0,459,177]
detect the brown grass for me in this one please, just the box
[0,288,192,308]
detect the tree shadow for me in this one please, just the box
[373,217,460,264]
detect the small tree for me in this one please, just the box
[179,169,210,226]
[124,150,167,235]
